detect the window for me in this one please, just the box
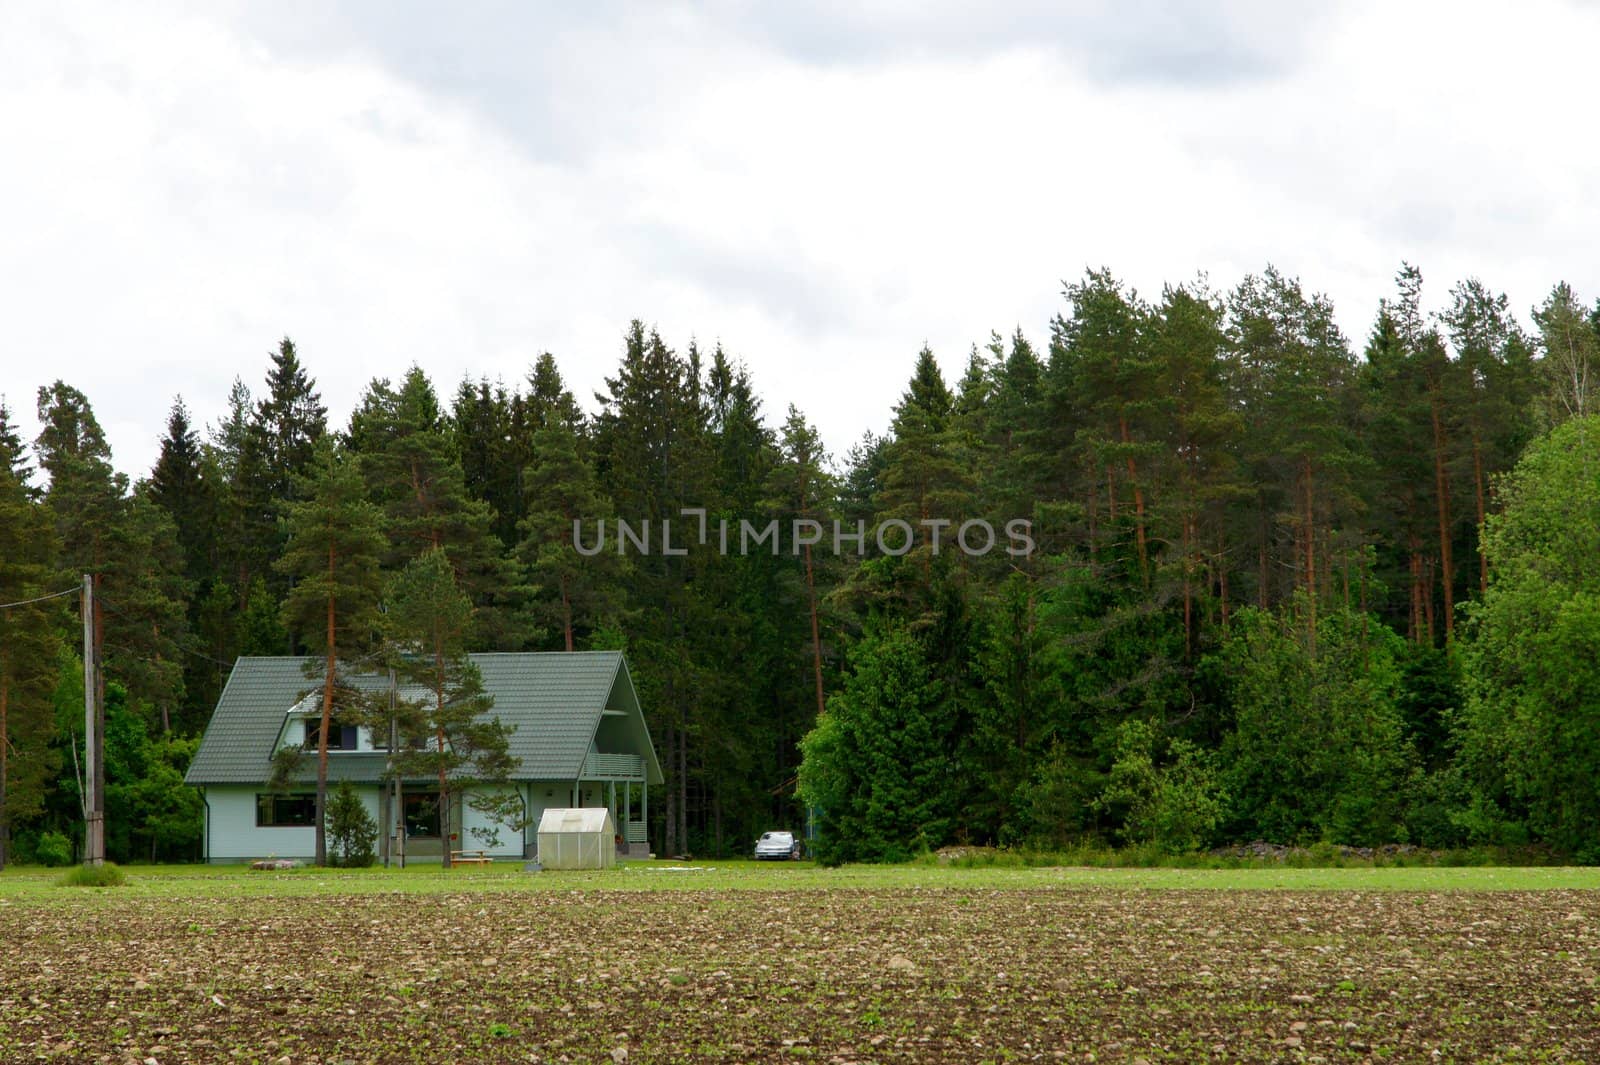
[403,792,440,838]
[304,718,358,751]
[256,793,316,827]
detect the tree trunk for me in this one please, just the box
[1431,400,1455,639]
[713,779,723,857]
[559,573,574,652]
[1258,500,1271,609]
[1299,458,1317,651]
[1472,435,1488,593]
[1181,513,1194,656]
[1217,532,1231,630]
[0,679,9,872]
[437,638,451,870]
[1421,556,1436,644]
[1119,418,1148,580]
[92,574,105,863]
[663,728,676,858]
[677,725,688,857]
[314,546,336,868]
[804,540,825,721]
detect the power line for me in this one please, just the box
[0,585,81,610]
[96,593,237,669]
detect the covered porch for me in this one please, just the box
[579,751,650,859]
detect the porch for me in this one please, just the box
[580,752,650,859]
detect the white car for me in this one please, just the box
[754,830,803,860]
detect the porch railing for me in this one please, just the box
[582,752,645,780]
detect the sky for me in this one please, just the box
[4,1,1599,479]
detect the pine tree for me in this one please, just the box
[351,367,509,643]
[276,440,386,866]
[1441,279,1539,593]
[380,548,514,868]
[1147,282,1244,645]
[36,381,124,816]
[1227,268,1363,642]
[1056,271,1161,580]
[36,382,126,579]
[772,406,834,724]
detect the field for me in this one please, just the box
[2,863,1598,1063]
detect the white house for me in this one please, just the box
[184,651,663,864]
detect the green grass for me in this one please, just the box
[4,858,1600,900]
[54,861,127,888]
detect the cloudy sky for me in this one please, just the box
[4,1,1598,478]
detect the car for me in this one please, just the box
[754,830,803,860]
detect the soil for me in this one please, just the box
[1,887,1596,1062]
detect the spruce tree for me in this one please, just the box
[104,488,190,732]
[876,347,973,565]
[239,338,327,601]
[592,322,717,857]
[149,397,217,586]
[519,414,617,652]
[453,378,530,548]
[0,413,62,870]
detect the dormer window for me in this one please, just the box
[305,718,358,751]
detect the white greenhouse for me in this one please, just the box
[536,807,618,869]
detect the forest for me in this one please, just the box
[3,262,1600,867]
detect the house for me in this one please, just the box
[184,651,663,864]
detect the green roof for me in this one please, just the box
[185,651,662,787]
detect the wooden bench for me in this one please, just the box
[450,850,493,866]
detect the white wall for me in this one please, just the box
[204,781,614,863]
[457,786,533,859]
[202,784,383,863]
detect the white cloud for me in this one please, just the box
[3,0,1598,479]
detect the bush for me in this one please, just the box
[57,862,126,888]
[325,781,377,868]
[35,831,72,868]
[1095,719,1227,854]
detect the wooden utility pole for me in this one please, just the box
[82,574,104,866]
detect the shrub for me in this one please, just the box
[1096,719,1227,854]
[326,780,377,868]
[58,862,126,888]
[34,831,73,868]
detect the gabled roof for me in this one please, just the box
[184,651,663,787]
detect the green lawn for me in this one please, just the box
[5,858,1600,899]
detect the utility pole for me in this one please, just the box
[82,574,104,865]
